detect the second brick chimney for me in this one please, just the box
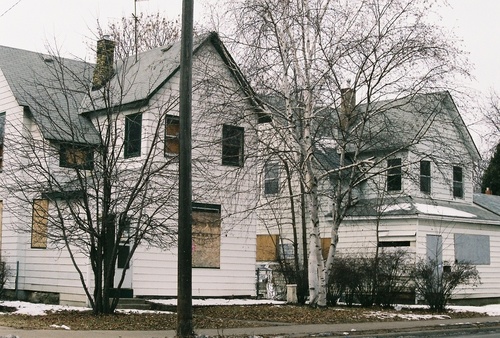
[340,86,356,131]
[92,36,116,90]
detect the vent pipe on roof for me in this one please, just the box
[340,84,356,131]
[92,36,116,91]
[486,187,493,195]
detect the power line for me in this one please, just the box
[0,0,22,18]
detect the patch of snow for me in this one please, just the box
[414,203,477,218]
[2,299,500,321]
[149,298,285,307]
[380,203,412,213]
[50,324,71,330]
[0,301,87,316]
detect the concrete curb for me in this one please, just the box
[0,316,499,337]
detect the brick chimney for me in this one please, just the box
[340,86,356,130]
[486,187,493,195]
[92,36,116,90]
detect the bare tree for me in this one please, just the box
[221,0,469,306]
[1,27,260,314]
[97,13,182,59]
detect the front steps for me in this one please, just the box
[115,297,152,310]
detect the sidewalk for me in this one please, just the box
[1,316,500,338]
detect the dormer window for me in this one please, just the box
[420,160,431,194]
[453,166,463,198]
[387,158,402,191]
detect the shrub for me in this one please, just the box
[328,250,412,307]
[411,259,480,312]
[0,261,9,298]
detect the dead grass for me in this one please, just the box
[0,304,486,331]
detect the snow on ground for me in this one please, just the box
[1,299,500,320]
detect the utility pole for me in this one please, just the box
[177,0,194,337]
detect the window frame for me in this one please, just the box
[124,112,142,158]
[192,203,221,268]
[420,160,431,194]
[0,112,5,170]
[222,125,244,167]
[264,162,279,195]
[453,166,464,198]
[387,158,402,192]
[31,199,49,249]
[59,143,94,170]
[165,115,180,155]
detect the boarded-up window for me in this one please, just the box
[455,234,490,265]
[256,234,279,261]
[192,204,221,268]
[32,199,48,249]
[321,238,331,260]
[165,115,180,154]
[59,144,94,170]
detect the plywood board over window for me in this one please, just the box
[192,204,221,268]
[256,234,279,261]
[321,237,331,260]
[32,199,48,249]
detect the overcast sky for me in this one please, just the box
[0,0,498,91]
[0,0,499,148]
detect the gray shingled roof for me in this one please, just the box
[344,195,500,222]
[474,193,500,216]
[0,45,100,144]
[351,92,480,161]
[81,32,257,114]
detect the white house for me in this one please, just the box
[256,91,500,304]
[0,32,263,306]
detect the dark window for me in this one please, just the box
[264,162,279,195]
[387,158,402,191]
[59,144,94,170]
[165,115,180,155]
[420,160,431,194]
[124,113,142,158]
[222,125,244,167]
[453,166,463,198]
[117,245,130,269]
[0,112,5,170]
[378,241,410,247]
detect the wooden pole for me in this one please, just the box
[177,0,194,337]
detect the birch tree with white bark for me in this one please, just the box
[221,0,469,306]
